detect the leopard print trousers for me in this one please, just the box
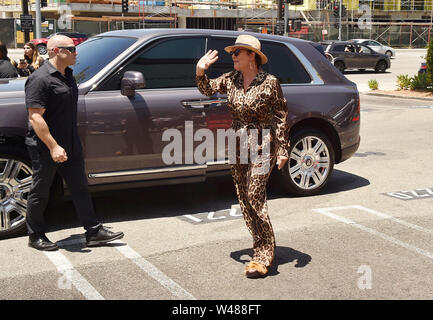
[231,155,277,268]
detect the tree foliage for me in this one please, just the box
[426,39,433,89]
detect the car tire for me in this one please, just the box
[375,60,387,73]
[276,128,335,197]
[37,44,47,55]
[385,50,392,58]
[334,61,345,73]
[0,146,32,239]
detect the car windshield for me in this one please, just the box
[72,36,137,85]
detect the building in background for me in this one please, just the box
[0,0,433,48]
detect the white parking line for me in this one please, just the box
[56,238,196,300]
[350,205,433,235]
[43,250,105,300]
[112,240,196,300]
[313,206,433,260]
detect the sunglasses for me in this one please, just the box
[230,48,243,57]
[56,46,76,53]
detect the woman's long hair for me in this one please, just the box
[24,42,42,69]
[0,40,8,60]
[0,40,17,67]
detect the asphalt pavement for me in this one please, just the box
[1,47,433,304]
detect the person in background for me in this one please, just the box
[17,42,44,77]
[0,40,18,78]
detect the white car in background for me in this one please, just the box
[349,39,396,58]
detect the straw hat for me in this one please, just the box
[224,34,268,65]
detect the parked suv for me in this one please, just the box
[322,41,390,73]
[31,32,88,55]
[0,29,360,238]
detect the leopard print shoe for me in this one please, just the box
[245,261,268,278]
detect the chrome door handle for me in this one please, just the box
[181,99,227,109]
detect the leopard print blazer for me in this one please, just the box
[196,69,290,158]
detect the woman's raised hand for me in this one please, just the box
[196,50,219,76]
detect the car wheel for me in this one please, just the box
[37,44,47,55]
[0,147,32,239]
[334,61,345,73]
[277,129,335,197]
[375,60,387,73]
[325,53,333,61]
[385,50,392,58]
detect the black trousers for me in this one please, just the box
[26,146,101,236]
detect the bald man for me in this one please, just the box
[24,35,124,251]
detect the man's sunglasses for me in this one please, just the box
[56,46,77,53]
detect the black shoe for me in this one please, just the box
[28,234,59,251]
[85,226,124,247]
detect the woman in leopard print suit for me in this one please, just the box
[196,35,290,278]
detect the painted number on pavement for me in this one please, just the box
[179,208,243,224]
[384,188,433,200]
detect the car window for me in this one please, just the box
[207,37,311,84]
[332,44,344,52]
[321,44,330,52]
[370,41,380,46]
[359,45,371,54]
[72,36,137,85]
[97,37,206,90]
[206,37,237,78]
[260,40,311,84]
[343,44,356,52]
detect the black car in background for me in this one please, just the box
[321,41,391,73]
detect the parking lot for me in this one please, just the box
[1,48,433,302]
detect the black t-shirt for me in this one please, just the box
[0,58,18,78]
[24,60,81,156]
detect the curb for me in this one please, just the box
[364,92,433,102]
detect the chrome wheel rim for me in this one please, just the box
[0,158,32,232]
[288,136,330,190]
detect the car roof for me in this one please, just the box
[325,41,360,45]
[96,28,311,45]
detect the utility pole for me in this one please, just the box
[21,0,30,43]
[35,0,42,39]
[284,2,289,36]
[338,0,342,41]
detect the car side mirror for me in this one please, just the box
[121,71,145,97]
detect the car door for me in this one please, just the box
[204,36,237,170]
[82,36,210,185]
[357,45,378,68]
[343,44,358,68]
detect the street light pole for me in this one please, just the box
[338,0,342,41]
[35,0,42,39]
[284,2,289,36]
[21,0,30,43]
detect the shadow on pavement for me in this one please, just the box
[343,70,391,75]
[268,168,370,199]
[230,246,312,277]
[41,169,369,235]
